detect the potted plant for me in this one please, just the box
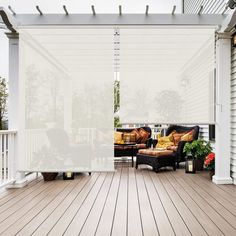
[41,172,58,181]
[183,139,212,171]
[204,152,215,179]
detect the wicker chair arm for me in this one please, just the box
[146,138,153,148]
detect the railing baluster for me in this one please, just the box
[3,134,7,181]
[0,134,2,182]
[0,130,17,187]
[7,134,10,180]
[8,133,13,180]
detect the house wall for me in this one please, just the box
[231,46,236,182]
[184,0,235,183]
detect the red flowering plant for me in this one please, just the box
[204,152,215,170]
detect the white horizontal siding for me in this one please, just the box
[186,0,234,182]
[231,46,236,183]
[199,125,215,150]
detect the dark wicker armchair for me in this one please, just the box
[136,125,199,172]
[165,125,200,167]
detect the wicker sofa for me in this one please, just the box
[114,126,152,158]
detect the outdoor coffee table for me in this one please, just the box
[136,148,176,172]
[114,142,136,167]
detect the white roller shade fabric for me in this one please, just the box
[18,27,114,172]
[119,28,215,124]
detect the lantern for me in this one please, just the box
[185,155,196,174]
[63,172,74,180]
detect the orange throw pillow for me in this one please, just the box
[139,128,150,143]
[173,133,186,145]
[131,129,141,143]
[181,130,194,142]
[123,133,136,142]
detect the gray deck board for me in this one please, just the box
[0,164,235,236]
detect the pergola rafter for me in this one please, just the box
[0,6,234,33]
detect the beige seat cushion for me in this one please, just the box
[138,149,173,157]
[135,143,147,149]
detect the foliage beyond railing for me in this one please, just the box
[0,130,16,187]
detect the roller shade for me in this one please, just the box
[18,27,114,172]
[119,27,215,124]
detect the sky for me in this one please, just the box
[0,0,182,79]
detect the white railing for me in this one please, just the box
[0,130,17,187]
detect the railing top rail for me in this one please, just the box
[0,130,17,134]
[120,123,215,125]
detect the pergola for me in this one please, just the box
[0,5,236,187]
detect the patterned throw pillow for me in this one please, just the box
[181,130,194,142]
[138,128,150,143]
[173,133,186,145]
[114,131,123,143]
[167,130,176,142]
[155,131,176,149]
[156,141,174,148]
[130,129,141,143]
[123,133,136,142]
[157,131,176,142]
[158,136,171,143]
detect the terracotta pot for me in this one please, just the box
[41,172,58,181]
[195,158,204,171]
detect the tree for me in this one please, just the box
[155,90,183,122]
[114,79,120,113]
[0,77,8,130]
[114,80,121,127]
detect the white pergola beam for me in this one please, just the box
[220,9,236,32]
[9,14,226,28]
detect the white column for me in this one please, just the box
[6,32,27,188]
[213,33,233,185]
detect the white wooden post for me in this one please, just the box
[6,32,27,188]
[213,33,233,184]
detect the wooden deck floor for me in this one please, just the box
[0,163,236,236]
